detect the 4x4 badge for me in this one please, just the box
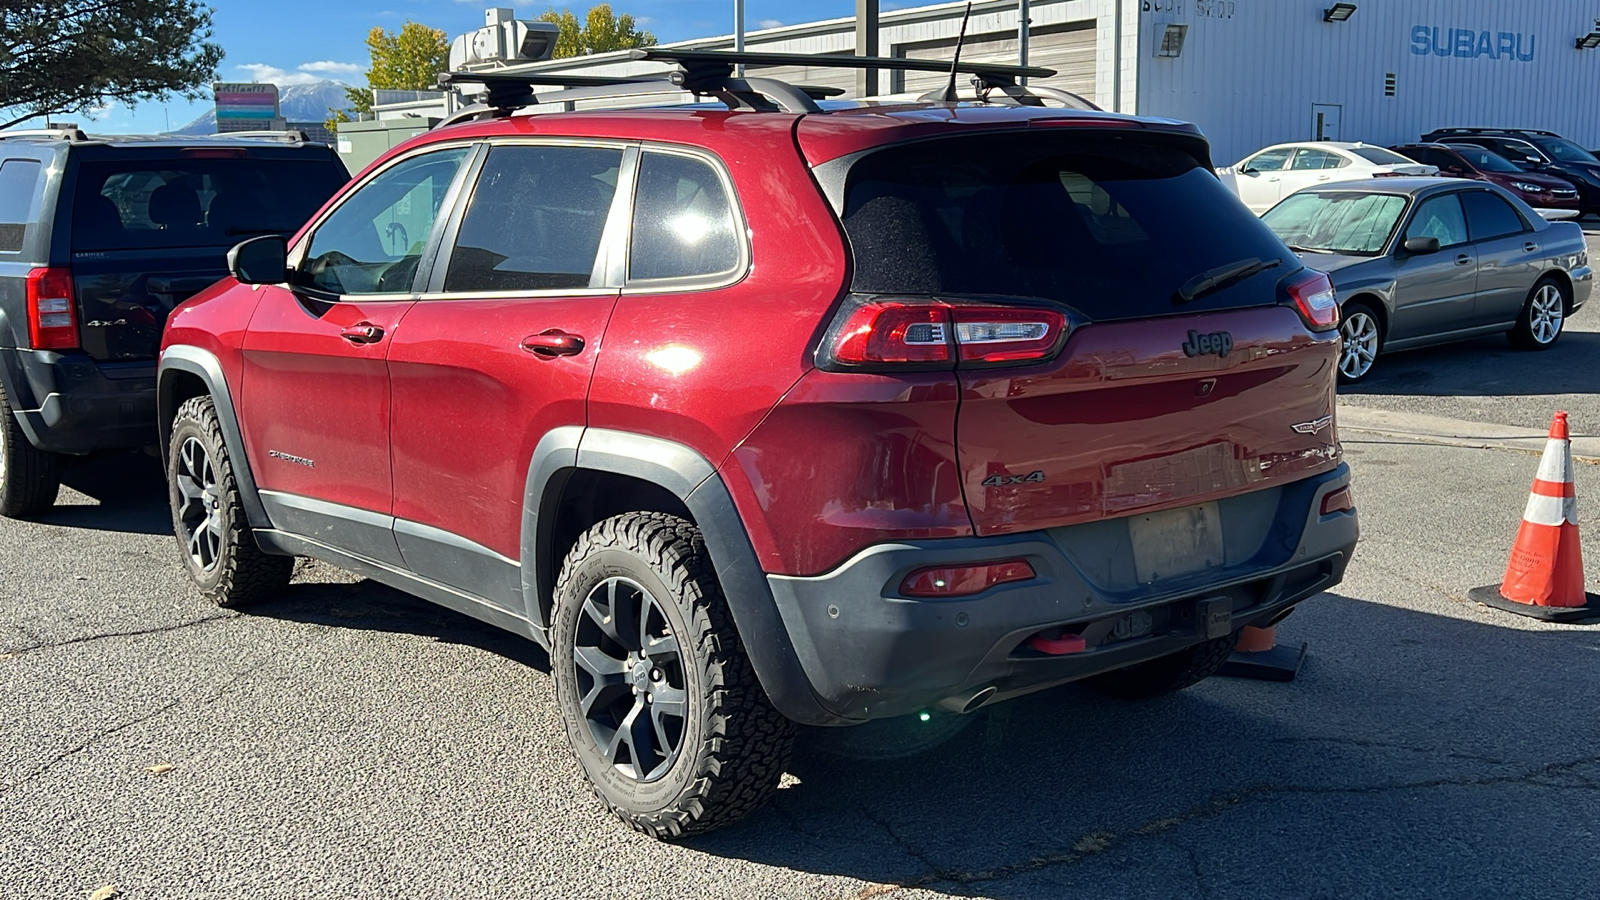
[982,471,1046,487]
[1291,415,1333,435]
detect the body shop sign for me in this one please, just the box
[1411,26,1536,62]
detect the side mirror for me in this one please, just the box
[228,235,288,285]
[1402,236,1441,255]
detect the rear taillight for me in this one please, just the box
[900,559,1036,597]
[1285,270,1339,332]
[26,267,78,350]
[1321,485,1354,516]
[822,296,1069,370]
[180,147,248,158]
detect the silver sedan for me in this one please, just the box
[1260,178,1593,383]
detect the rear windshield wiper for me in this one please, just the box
[1175,256,1282,304]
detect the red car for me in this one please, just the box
[1392,142,1581,213]
[156,50,1358,837]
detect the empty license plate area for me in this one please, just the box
[1129,501,1225,584]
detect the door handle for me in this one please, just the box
[521,330,585,358]
[340,322,384,344]
[1455,254,1473,266]
[1524,242,1540,253]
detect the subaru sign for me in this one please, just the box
[1410,26,1537,61]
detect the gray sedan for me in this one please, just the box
[1260,178,1593,382]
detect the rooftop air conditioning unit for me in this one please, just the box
[449,8,560,70]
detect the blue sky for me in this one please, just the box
[65,0,895,133]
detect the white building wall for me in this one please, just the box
[1134,0,1600,165]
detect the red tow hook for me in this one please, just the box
[1027,630,1087,655]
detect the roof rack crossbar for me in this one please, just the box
[628,48,1055,80]
[439,68,827,119]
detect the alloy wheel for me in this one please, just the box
[572,576,688,783]
[1529,284,1564,345]
[1339,311,1380,380]
[174,436,223,571]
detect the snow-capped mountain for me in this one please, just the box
[175,80,356,134]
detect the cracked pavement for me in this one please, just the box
[2,235,1599,899]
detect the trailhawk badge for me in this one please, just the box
[1291,415,1334,435]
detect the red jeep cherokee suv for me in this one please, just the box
[157,54,1358,838]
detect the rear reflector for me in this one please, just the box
[1321,485,1354,516]
[823,296,1069,370]
[900,559,1036,597]
[26,267,78,350]
[1285,270,1340,332]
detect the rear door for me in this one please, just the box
[1388,192,1476,340]
[67,150,346,362]
[837,131,1341,536]
[1460,188,1539,326]
[386,141,629,607]
[240,145,471,564]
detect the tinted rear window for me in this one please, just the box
[0,159,43,252]
[841,133,1291,320]
[71,157,347,251]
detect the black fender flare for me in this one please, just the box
[156,345,271,529]
[521,427,846,726]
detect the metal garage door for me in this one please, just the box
[890,21,1096,99]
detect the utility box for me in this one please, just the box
[334,117,441,175]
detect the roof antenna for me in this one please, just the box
[939,2,974,103]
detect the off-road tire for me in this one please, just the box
[552,512,795,839]
[1087,631,1240,700]
[1508,277,1568,351]
[167,395,292,607]
[0,381,62,518]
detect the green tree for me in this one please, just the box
[0,0,223,130]
[328,21,448,132]
[537,4,657,58]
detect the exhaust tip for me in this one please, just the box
[937,685,998,715]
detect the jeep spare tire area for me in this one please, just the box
[551,512,796,838]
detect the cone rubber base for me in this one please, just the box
[1219,641,1307,682]
[1468,585,1600,623]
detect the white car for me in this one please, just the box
[1218,142,1438,215]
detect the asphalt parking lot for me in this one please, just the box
[2,228,1598,900]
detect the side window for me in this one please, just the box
[301,148,468,295]
[1290,149,1337,170]
[1497,140,1542,164]
[1245,148,1293,172]
[0,159,42,253]
[1462,190,1528,241]
[628,151,741,283]
[443,144,623,293]
[1404,195,1469,248]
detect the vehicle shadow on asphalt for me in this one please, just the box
[681,592,1600,898]
[34,450,173,536]
[1339,329,1600,398]
[246,569,552,673]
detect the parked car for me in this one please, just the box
[1218,141,1436,215]
[0,128,348,517]
[1422,128,1600,217]
[159,62,1358,838]
[1260,179,1592,383]
[1391,143,1580,216]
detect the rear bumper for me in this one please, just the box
[0,349,156,454]
[765,465,1357,722]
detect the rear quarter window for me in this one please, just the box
[841,133,1292,320]
[0,159,44,252]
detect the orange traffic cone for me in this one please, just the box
[1219,624,1306,682]
[1469,411,1599,622]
